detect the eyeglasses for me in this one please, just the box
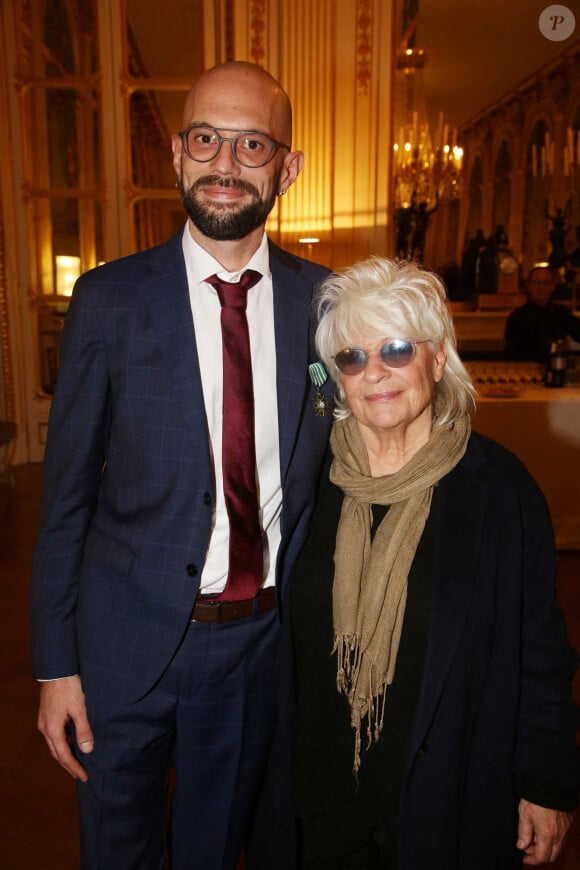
[179,125,291,168]
[333,339,419,376]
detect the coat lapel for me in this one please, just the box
[407,444,487,754]
[270,244,316,484]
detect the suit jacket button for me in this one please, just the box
[203,492,212,506]
[186,563,198,577]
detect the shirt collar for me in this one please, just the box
[181,223,271,284]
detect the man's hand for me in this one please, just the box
[517,798,573,865]
[37,675,94,782]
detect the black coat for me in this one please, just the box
[250,432,580,870]
[395,432,578,867]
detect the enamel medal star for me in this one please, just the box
[308,361,330,417]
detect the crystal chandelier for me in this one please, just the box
[392,47,463,210]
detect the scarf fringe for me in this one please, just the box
[334,635,390,773]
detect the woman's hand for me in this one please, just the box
[517,798,573,864]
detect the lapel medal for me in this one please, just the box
[308,361,330,417]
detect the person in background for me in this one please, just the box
[30,61,333,870]
[291,256,579,869]
[504,265,580,362]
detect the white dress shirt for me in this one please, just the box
[181,225,282,595]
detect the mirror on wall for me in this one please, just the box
[393,0,579,303]
[126,0,203,252]
[15,0,204,394]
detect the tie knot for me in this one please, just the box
[207,269,262,309]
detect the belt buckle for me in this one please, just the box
[192,596,223,624]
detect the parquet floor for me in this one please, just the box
[1,464,579,868]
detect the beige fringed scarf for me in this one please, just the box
[329,412,471,774]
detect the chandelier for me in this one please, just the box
[392,47,463,210]
[532,124,580,202]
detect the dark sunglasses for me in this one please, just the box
[333,339,418,376]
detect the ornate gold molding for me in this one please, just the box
[225,0,236,61]
[0,205,15,422]
[250,0,267,67]
[356,0,372,95]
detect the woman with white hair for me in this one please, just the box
[290,256,578,869]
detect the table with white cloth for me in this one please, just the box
[467,362,580,550]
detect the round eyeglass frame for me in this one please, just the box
[333,339,420,376]
[179,124,291,168]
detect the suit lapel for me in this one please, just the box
[141,233,211,466]
[270,245,315,483]
[139,236,318,482]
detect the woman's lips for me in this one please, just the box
[365,390,401,402]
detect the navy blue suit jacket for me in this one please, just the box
[30,231,333,703]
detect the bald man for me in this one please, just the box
[31,62,333,870]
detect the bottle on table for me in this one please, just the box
[545,340,566,388]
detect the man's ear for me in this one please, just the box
[278,150,304,194]
[171,134,183,177]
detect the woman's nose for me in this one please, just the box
[363,352,390,381]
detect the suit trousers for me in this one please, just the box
[74,608,280,870]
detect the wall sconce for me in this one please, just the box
[55,255,81,296]
[298,236,321,259]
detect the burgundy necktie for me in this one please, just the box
[206,270,263,601]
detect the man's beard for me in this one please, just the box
[177,173,280,241]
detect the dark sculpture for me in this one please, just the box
[394,206,413,260]
[410,194,439,262]
[477,225,510,295]
[460,229,486,299]
[544,203,568,271]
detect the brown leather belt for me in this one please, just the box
[191,587,277,624]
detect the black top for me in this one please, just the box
[504,302,580,362]
[291,478,436,839]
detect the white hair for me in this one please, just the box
[315,256,476,427]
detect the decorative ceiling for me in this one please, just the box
[126,1,580,137]
[416,0,579,128]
